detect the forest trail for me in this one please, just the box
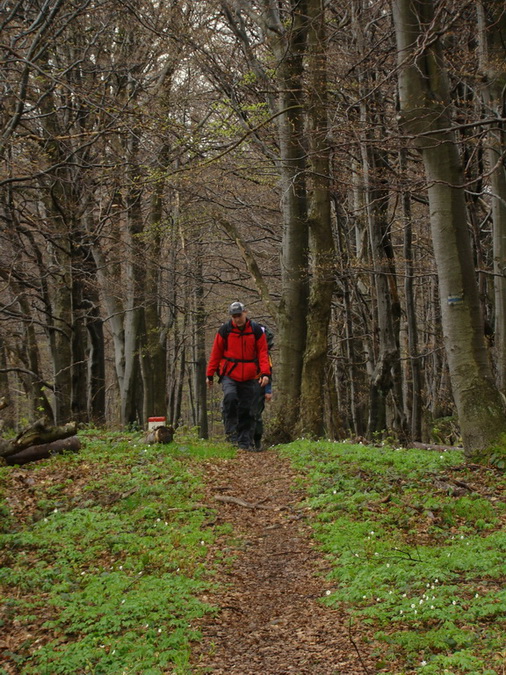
[190,448,379,675]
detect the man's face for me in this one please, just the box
[232,311,247,327]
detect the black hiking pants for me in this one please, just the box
[221,376,260,449]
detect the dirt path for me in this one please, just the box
[190,449,378,675]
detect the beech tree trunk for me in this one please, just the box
[299,0,335,438]
[477,1,506,393]
[141,169,169,421]
[400,146,423,440]
[392,0,506,458]
[272,1,310,434]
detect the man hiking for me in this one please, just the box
[207,302,271,451]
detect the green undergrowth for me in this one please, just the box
[0,429,235,675]
[2,433,505,674]
[281,440,506,675]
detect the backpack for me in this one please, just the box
[261,324,274,352]
[218,319,274,353]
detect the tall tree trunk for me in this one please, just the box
[71,263,89,423]
[477,1,506,393]
[392,0,506,458]
[141,174,169,420]
[364,146,405,439]
[299,0,335,438]
[194,249,209,438]
[272,2,310,435]
[121,133,145,426]
[86,300,106,425]
[400,146,423,440]
[351,0,405,440]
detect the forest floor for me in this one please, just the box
[4,436,503,673]
[190,447,386,675]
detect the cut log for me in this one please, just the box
[144,425,175,445]
[0,418,78,458]
[5,436,81,466]
[411,442,463,452]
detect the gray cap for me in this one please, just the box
[229,301,245,315]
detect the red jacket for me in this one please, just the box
[207,319,271,382]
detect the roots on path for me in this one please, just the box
[190,449,378,675]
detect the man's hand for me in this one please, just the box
[259,375,269,387]
[207,376,214,388]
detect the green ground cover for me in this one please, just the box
[0,430,234,675]
[1,432,504,674]
[282,440,506,674]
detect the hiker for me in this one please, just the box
[207,302,271,451]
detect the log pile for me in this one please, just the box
[0,416,81,466]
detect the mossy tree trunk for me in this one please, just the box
[299,0,335,438]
